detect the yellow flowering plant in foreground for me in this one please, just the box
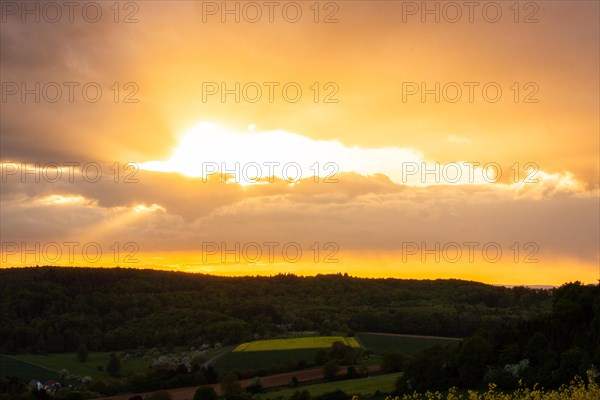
[379,371,599,400]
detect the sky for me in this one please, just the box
[1,1,599,285]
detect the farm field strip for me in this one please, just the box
[233,336,361,352]
[261,372,402,398]
[213,348,323,372]
[0,354,60,381]
[356,332,461,356]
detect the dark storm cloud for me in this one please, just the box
[1,169,598,264]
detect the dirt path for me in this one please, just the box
[96,365,380,400]
[201,346,234,368]
[353,335,366,349]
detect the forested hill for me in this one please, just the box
[0,267,551,354]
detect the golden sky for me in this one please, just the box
[1,1,598,285]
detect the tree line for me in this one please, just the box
[397,281,600,392]
[0,267,551,354]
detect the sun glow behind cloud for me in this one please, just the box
[139,122,486,186]
[139,122,584,191]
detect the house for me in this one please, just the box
[44,380,61,394]
[27,380,43,391]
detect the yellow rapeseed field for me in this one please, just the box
[233,336,361,352]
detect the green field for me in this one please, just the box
[261,372,402,399]
[233,336,361,352]
[214,348,321,373]
[0,354,61,381]
[356,333,461,356]
[10,352,151,380]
